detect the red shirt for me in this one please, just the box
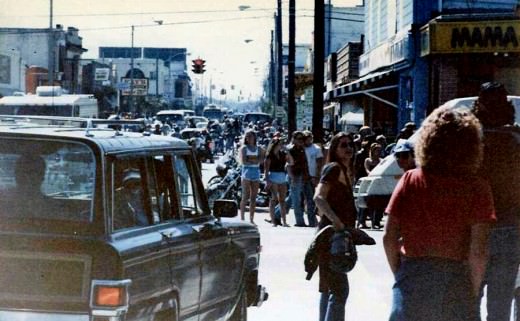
[385,168,496,261]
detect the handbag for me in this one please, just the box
[329,230,358,274]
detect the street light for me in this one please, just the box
[238,5,250,11]
[129,25,135,114]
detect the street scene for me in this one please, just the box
[1,0,520,321]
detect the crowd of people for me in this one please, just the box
[231,81,519,321]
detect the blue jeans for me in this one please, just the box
[479,225,520,321]
[303,180,318,227]
[290,176,305,225]
[390,257,477,321]
[319,268,349,320]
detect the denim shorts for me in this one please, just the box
[242,165,260,181]
[268,171,287,184]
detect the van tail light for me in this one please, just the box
[90,279,132,317]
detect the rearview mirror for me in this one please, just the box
[213,199,238,218]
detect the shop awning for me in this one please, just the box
[324,68,399,108]
[339,111,364,125]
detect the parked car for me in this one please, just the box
[0,116,267,321]
[354,95,520,213]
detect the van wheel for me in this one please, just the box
[229,289,247,321]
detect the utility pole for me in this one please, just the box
[129,25,135,114]
[313,0,325,143]
[287,0,296,137]
[270,29,275,119]
[276,0,283,115]
[48,0,54,85]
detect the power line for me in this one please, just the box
[3,7,278,19]
[77,15,274,32]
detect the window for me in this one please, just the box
[173,154,205,218]
[111,154,180,231]
[0,139,95,223]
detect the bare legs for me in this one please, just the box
[268,183,288,226]
[240,179,259,225]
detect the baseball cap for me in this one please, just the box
[393,139,414,153]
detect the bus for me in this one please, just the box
[0,86,98,118]
[202,104,225,122]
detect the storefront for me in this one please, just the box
[421,16,520,111]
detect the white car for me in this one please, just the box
[353,95,520,212]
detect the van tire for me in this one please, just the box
[154,298,178,321]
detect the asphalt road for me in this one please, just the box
[201,158,515,321]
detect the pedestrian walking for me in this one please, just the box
[303,130,324,227]
[264,138,289,227]
[287,131,311,227]
[239,130,265,225]
[313,132,357,321]
[383,105,496,321]
[472,81,520,321]
[354,140,370,229]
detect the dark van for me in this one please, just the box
[0,116,267,321]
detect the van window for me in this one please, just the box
[111,154,180,231]
[0,140,95,223]
[173,154,205,218]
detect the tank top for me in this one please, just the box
[244,146,260,167]
[269,151,286,172]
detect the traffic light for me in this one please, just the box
[191,58,206,74]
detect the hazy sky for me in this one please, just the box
[2,0,363,101]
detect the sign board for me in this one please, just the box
[95,68,110,81]
[121,78,148,96]
[275,106,285,118]
[421,19,520,56]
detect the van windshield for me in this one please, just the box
[203,110,224,121]
[244,113,272,125]
[0,139,95,223]
[156,113,184,123]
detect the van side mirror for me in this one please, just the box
[213,199,238,218]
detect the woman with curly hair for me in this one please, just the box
[239,130,265,225]
[383,105,496,321]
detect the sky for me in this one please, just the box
[2,0,363,102]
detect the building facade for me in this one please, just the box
[327,0,520,137]
[0,25,86,96]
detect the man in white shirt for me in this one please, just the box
[302,130,323,227]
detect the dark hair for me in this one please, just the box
[266,138,283,158]
[326,132,355,164]
[417,105,483,176]
[472,81,515,127]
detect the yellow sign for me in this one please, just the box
[421,19,520,55]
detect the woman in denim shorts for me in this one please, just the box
[239,130,265,225]
[264,138,289,227]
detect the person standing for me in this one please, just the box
[287,131,311,227]
[313,132,357,321]
[383,105,496,321]
[364,142,383,229]
[239,130,264,225]
[264,138,289,227]
[393,139,416,172]
[472,81,520,321]
[303,130,324,227]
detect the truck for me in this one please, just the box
[0,86,99,118]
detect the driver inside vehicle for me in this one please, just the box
[113,170,149,230]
